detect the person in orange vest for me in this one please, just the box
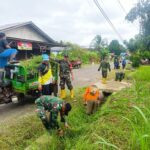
[83,85,103,115]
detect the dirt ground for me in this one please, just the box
[0,64,101,124]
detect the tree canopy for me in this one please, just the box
[90,35,108,51]
[108,40,125,55]
[126,0,150,36]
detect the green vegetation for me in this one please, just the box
[1,66,148,150]
[20,55,42,71]
[109,40,125,55]
[62,43,99,64]
[0,114,45,150]
[125,0,150,65]
[130,53,141,67]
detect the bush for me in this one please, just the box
[130,53,141,67]
[98,48,109,60]
[61,49,99,64]
[140,50,150,60]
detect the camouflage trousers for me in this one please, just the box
[41,111,59,130]
[60,74,73,90]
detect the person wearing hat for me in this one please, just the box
[50,53,74,99]
[38,54,54,95]
[0,32,18,81]
[35,95,72,130]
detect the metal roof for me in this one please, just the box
[0,21,56,44]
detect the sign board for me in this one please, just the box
[17,42,32,50]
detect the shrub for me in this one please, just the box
[140,51,150,60]
[98,48,109,60]
[130,53,141,67]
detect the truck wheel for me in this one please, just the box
[79,64,81,68]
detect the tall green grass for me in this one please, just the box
[1,66,150,150]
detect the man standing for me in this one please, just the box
[50,60,59,96]
[0,32,18,81]
[98,57,111,84]
[38,54,54,95]
[51,54,74,99]
[35,95,72,130]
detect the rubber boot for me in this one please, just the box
[60,89,66,99]
[102,78,105,84]
[70,89,74,99]
[103,78,107,84]
[104,78,107,84]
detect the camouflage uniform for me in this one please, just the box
[54,59,73,90]
[50,60,59,96]
[98,60,111,78]
[35,96,66,130]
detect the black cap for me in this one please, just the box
[0,32,5,38]
[65,103,72,116]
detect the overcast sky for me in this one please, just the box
[0,0,138,46]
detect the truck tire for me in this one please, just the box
[79,64,81,68]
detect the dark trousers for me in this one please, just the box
[42,83,58,96]
[42,84,53,95]
[102,71,107,78]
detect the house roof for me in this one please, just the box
[0,21,60,45]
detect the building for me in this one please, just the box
[0,21,63,59]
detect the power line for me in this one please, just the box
[116,0,127,14]
[93,0,124,42]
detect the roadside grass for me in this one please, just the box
[28,66,150,150]
[0,114,45,150]
[1,66,150,150]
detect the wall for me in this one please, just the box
[4,25,49,42]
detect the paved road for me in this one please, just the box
[0,64,100,124]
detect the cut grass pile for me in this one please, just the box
[1,66,150,150]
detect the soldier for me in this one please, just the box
[98,57,111,84]
[35,95,72,130]
[50,54,74,99]
[50,60,59,96]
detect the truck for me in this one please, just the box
[0,58,59,104]
[70,59,82,69]
[0,64,40,104]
